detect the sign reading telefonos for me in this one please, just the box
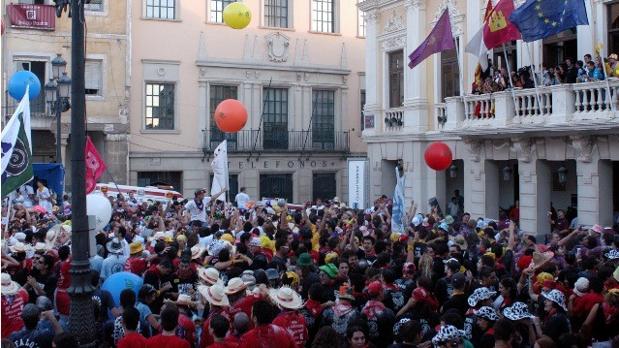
[347,158,368,210]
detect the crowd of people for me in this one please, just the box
[2,183,619,348]
[472,52,619,95]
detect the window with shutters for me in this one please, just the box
[210,0,235,23]
[145,0,176,20]
[85,0,104,12]
[264,0,289,28]
[357,0,365,37]
[388,50,404,108]
[209,85,238,147]
[85,59,103,96]
[440,47,460,100]
[145,83,175,129]
[263,88,289,149]
[312,90,335,149]
[311,0,335,33]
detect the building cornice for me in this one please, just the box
[195,60,351,76]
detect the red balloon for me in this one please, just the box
[424,142,453,171]
[214,99,248,133]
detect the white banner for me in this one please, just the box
[347,158,368,210]
[210,140,228,202]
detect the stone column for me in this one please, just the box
[518,159,552,237]
[198,80,208,145]
[574,136,613,226]
[104,133,129,184]
[466,0,482,78]
[362,10,380,136]
[403,0,428,132]
[294,168,312,203]
[594,1,608,58]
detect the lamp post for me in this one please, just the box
[45,54,71,169]
[54,1,95,346]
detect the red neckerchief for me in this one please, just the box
[362,300,385,319]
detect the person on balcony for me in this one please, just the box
[605,53,619,77]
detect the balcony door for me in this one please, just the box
[15,60,46,115]
[263,88,288,150]
[312,90,335,150]
[209,85,238,150]
[441,48,460,101]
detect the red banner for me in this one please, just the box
[85,136,107,194]
[7,4,55,31]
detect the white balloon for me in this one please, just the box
[86,194,112,232]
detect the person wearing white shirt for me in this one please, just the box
[184,188,226,226]
[235,187,250,210]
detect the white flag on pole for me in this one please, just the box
[210,140,228,202]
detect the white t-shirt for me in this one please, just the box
[235,192,250,209]
[185,196,212,223]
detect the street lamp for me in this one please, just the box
[45,54,71,208]
[54,0,95,345]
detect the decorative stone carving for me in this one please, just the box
[156,67,166,77]
[432,0,464,36]
[510,137,534,163]
[464,139,483,162]
[570,135,593,162]
[384,11,404,33]
[382,36,405,51]
[199,67,207,78]
[365,10,378,24]
[404,0,424,9]
[265,32,290,63]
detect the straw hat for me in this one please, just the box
[175,294,194,307]
[198,267,220,285]
[9,242,32,254]
[129,242,144,255]
[609,53,618,60]
[198,284,229,307]
[191,245,205,260]
[34,242,48,252]
[531,251,554,269]
[269,286,303,310]
[1,273,21,296]
[225,277,247,295]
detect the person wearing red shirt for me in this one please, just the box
[55,246,72,317]
[270,287,308,348]
[207,314,237,348]
[199,284,230,348]
[172,295,197,347]
[146,305,190,348]
[124,242,147,275]
[1,273,29,338]
[239,300,295,348]
[118,307,147,348]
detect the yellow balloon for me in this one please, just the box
[223,2,251,29]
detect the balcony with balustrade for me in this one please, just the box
[435,79,619,136]
[201,129,350,157]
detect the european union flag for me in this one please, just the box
[509,0,588,42]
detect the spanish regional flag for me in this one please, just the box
[482,0,521,48]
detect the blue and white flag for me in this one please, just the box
[2,88,33,198]
[391,167,406,233]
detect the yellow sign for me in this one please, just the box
[488,10,507,32]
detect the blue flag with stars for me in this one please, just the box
[509,0,588,42]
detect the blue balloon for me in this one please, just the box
[101,272,143,307]
[8,70,41,100]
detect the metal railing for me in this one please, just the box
[202,129,349,153]
[2,91,49,122]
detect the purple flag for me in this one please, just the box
[408,9,455,69]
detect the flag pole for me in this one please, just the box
[502,43,520,115]
[524,42,544,115]
[597,51,616,113]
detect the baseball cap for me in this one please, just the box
[452,272,466,289]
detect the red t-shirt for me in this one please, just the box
[118,332,148,348]
[304,299,323,318]
[207,341,238,348]
[573,292,604,317]
[146,334,190,348]
[230,294,261,318]
[125,257,147,275]
[200,308,229,348]
[272,311,308,348]
[177,313,195,347]
[1,289,29,338]
[238,324,295,348]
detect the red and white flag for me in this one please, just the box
[85,136,106,194]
